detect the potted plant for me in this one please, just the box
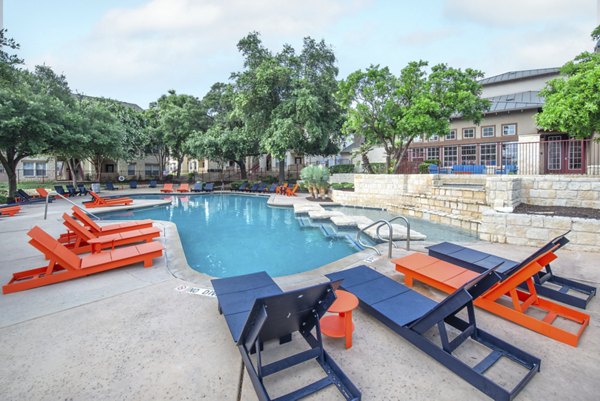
[300,165,318,198]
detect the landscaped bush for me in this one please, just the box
[300,165,330,198]
[331,182,354,191]
[418,159,440,174]
[329,164,354,174]
[369,163,388,174]
[230,180,246,190]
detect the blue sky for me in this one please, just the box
[4,0,597,108]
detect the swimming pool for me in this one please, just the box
[325,206,477,242]
[99,194,359,278]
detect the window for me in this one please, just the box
[127,163,136,176]
[429,135,439,142]
[501,142,518,166]
[105,164,115,173]
[482,126,495,138]
[409,148,424,162]
[568,141,583,170]
[23,161,47,177]
[481,144,497,166]
[144,163,160,177]
[502,123,516,136]
[462,128,475,139]
[189,161,197,171]
[445,130,456,140]
[427,147,440,161]
[461,145,477,164]
[443,146,457,167]
[294,157,303,165]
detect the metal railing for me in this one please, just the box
[377,216,411,251]
[356,220,393,258]
[44,192,101,220]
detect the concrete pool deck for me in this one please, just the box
[0,190,599,400]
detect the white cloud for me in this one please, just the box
[444,0,592,26]
[45,0,369,105]
[398,28,458,46]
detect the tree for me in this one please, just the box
[536,51,600,138]
[150,90,206,179]
[338,62,489,173]
[0,29,23,84]
[233,32,344,181]
[0,65,71,203]
[188,83,259,179]
[144,107,169,180]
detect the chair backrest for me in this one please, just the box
[77,184,88,194]
[179,183,189,190]
[54,185,66,194]
[27,226,81,270]
[130,181,137,189]
[36,188,49,197]
[62,213,95,241]
[428,165,439,174]
[72,207,102,232]
[268,183,277,192]
[88,191,104,203]
[289,183,299,193]
[163,183,173,190]
[149,180,157,188]
[106,182,115,190]
[17,189,31,199]
[193,182,202,190]
[205,183,214,190]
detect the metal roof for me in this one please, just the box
[479,68,560,86]
[485,91,544,113]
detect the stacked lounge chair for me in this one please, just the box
[212,272,361,401]
[84,191,133,208]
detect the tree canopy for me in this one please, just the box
[338,62,488,173]
[536,51,600,139]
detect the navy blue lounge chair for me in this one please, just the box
[105,182,117,190]
[428,164,439,174]
[16,189,49,204]
[129,180,138,189]
[246,183,259,192]
[326,265,540,401]
[203,182,214,192]
[191,182,203,192]
[66,184,80,196]
[265,183,278,193]
[54,185,68,197]
[211,272,361,401]
[253,183,267,192]
[149,180,157,188]
[427,232,596,309]
[77,184,89,196]
[237,181,249,191]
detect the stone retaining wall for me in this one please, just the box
[330,173,600,252]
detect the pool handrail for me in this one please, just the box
[356,219,393,258]
[376,215,411,252]
[44,192,101,221]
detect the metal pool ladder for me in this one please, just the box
[356,216,411,258]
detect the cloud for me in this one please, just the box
[44,0,369,105]
[397,28,458,46]
[443,0,592,27]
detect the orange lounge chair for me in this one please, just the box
[1,205,21,216]
[59,207,154,243]
[285,183,299,196]
[160,183,173,193]
[84,191,133,208]
[2,226,163,294]
[61,213,161,254]
[392,238,590,347]
[177,183,190,192]
[35,188,54,199]
[275,183,288,194]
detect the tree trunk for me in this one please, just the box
[67,159,79,187]
[0,150,22,203]
[361,152,374,174]
[278,158,285,183]
[236,160,247,179]
[176,155,184,179]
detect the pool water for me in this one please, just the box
[325,206,478,242]
[100,194,359,278]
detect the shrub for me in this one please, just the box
[418,159,440,174]
[329,164,354,174]
[331,182,354,191]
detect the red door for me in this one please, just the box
[544,136,586,174]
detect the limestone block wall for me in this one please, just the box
[519,176,600,209]
[485,177,522,211]
[329,173,355,184]
[481,210,600,252]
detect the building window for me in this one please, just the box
[482,126,495,138]
[502,123,517,136]
[145,163,160,177]
[501,142,518,166]
[569,141,583,170]
[445,130,456,140]
[429,134,439,142]
[461,145,477,164]
[427,147,440,161]
[294,157,303,165]
[189,161,197,171]
[409,148,424,162]
[443,146,457,167]
[481,144,497,166]
[23,161,47,177]
[105,164,115,173]
[127,163,136,176]
[462,128,475,139]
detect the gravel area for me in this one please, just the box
[513,203,600,220]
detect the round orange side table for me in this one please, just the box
[320,290,359,349]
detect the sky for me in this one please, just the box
[3,0,598,108]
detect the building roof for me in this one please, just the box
[479,68,560,86]
[340,137,365,154]
[485,91,544,113]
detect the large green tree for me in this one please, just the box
[188,82,259,179]
[536,31,600,138]
[150,90,207,178]
[233,32,343,181]
[338,62,489,173]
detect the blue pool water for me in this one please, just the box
[100,194,358,278]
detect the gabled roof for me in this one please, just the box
[479,68,560,86]
[485,91,544,113]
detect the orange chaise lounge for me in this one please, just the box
[84,191,133,208]
[160,183,173,193]
[177,183,190,192]
[3,226,163,294]
[61,213,161,254]
[1,205,21,217]
[392,234,590,347]
[59,207,154,243]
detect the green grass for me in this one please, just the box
[0,181,56,204]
